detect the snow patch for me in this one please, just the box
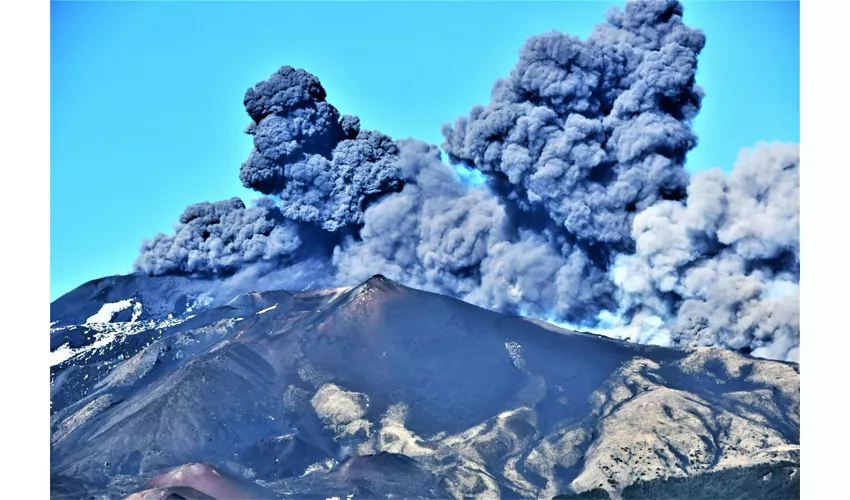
[50,315,191,367]
[130,301,143,322]
[256,304,278,315]
[50,344,79,367]
[302,458,336,477]
[85,300,133,324]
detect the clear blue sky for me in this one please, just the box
[50,1,800,301]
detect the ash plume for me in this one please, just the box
[240,66,404,232]
[135,197,304,276]
[441,0,704,319]
[612,142,800,361]
[333,140,513,300]
[134,0,800,361]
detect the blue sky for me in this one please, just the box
[50,0,800,301]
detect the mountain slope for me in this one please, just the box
[50,274,800,499]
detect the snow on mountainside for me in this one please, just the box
[50,273,216,328]
[50,274,800,499]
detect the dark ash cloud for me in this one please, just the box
[440,0,705,319]
[240,66,404,232]
[135,197,303,276]
[134,0,800,361]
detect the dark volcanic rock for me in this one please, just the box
[50,273,800,499]
[333,452,450,496]
[238,433,331,480]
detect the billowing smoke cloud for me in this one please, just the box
[240,66,404,232]
[136,66,406,275]
[333,140,512,297]
[134,0,800,361]
[136,197,304,276]
[440,0,704,318]
[612,142,800,361]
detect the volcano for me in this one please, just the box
[50,274,800,499]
